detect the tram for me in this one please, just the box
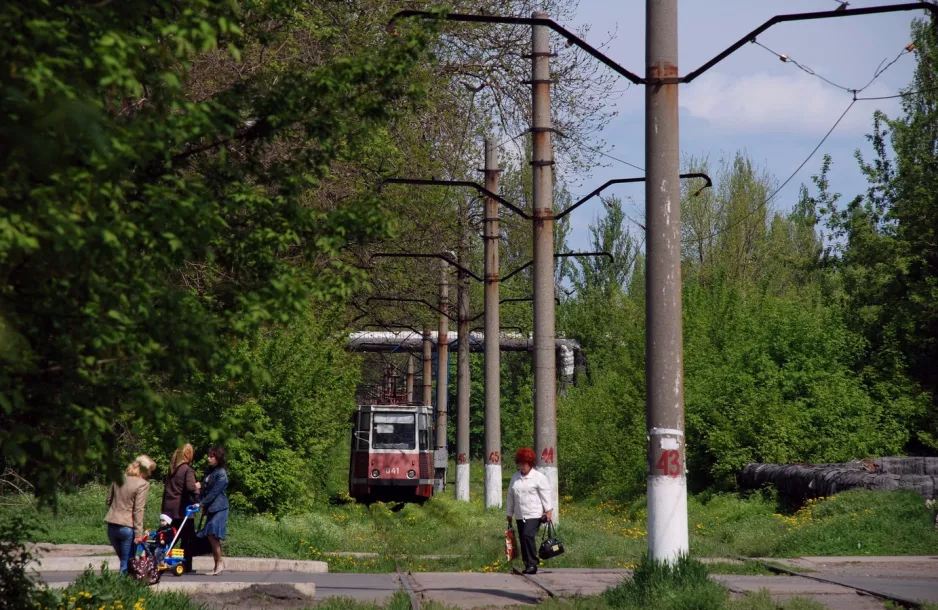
[348,402,435,503]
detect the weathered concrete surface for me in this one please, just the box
[411,572,543,607]
[28,543,113,557]
[715,574,885,610]
[774,555,938,578]
[47,578,314,597]
[42,572,396,601]
[767,556,938,606]
[40,559,938,609]
[32,556,328,573]
[534,568,630,596]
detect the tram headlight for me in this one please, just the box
[407,470,416,479]
[371,469,380,478]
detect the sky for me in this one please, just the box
[557,0,921,250]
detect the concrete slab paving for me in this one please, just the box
[716,574,888,610]
[29,543,113,557]
[775,556,938,579]
[809,574,938,604]
[41,572,397,603]
[411,572,543,607]
[714,574,860,595]
[38,559,938,609]
[32,556,328,573]
[534,568,630,597]
[47,579,314,596]
[799,555,938,564]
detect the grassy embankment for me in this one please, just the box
[11,459,938,574]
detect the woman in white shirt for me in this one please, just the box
[506,447,553,574]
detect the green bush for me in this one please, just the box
[53,568,199,610]
[0,515,56,610]
[135,308,361,515]
[603,555,727,610]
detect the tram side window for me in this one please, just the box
[372,413,416,450]
[357,413,371,450]
[418,414,429,450]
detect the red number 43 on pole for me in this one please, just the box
[656,449,682,477]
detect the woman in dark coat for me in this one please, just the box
[195,446,229,575]
[161,443,200,573]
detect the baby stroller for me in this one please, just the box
[129,504,200,584]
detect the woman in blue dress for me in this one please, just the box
[195,447,229,575]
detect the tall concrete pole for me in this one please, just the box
[483,137,503,509]
[531,11,559,522]
[422,328,433,407]
[406,355,415,403]
[435,259,450,491]
[645,0,688,562]
[455,223,471,501]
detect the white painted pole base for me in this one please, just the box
[456,463,470,501]
[540,465,559,524]
[647,474,689,563]
[484,463,502,508]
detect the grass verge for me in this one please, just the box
[7,460,938,573]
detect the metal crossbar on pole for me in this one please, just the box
[483,136,503,508]
[531,11,559,523]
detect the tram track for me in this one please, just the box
[395,558,423,610]
[739,556,924,609]
[511,567,568,602]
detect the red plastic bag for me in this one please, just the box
[505,527,519,561]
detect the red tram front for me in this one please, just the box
[349,404,435,503]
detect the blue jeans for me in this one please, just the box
[107,523,134,574]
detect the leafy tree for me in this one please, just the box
[820,12,938,450]
[571,195,639,295]
[0,0,433,502]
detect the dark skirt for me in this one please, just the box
[197,508,229,540]
[171,516,196,570]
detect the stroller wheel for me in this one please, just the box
[174,563,185,576]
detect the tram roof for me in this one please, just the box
[356,403,432,413]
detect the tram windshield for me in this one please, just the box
[372,412,416,450]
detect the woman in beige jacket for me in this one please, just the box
[105,455,156,574]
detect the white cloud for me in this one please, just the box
[680,71,900,135]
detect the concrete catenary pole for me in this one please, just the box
[435,258,450,491]
[406,355,415,403]
[645,0,688,562]
[531,11,559,522]
[422,328,433,407]
[483,136,503,509]
[455,217,471,501]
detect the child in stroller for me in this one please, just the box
[130,506,199,583]
[147,514,177,567]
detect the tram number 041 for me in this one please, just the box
[655,450,682,477]
[385,467,400,475]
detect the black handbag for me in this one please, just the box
[538,522,565,560]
